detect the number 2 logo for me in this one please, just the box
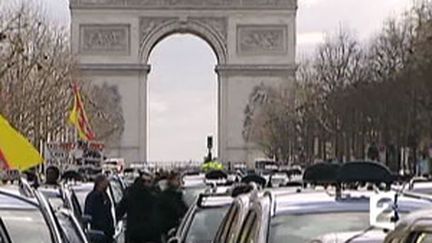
[370,192,397,230]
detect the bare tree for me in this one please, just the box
[0,5,125,151]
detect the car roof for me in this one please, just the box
[38,186,61,198]
[183,176,205,187]
[272,189,432,215]
[70,183,94,192]
[0,190,38,210]
[317,230,386,243]
[198,194,233,208]
[395,207,432,226]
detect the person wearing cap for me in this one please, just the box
[116,170,162,243]
[84,174,115,243]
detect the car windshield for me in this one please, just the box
[110,179,124,205]
[185,206,229,243]
[183,186,207,207]
[39,189,64,211]
[268,212,370,243]
[0,209,52,243]
[74,189,91,210]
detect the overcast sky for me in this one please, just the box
[9,0,413,161]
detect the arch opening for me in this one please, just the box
[147,33,219,162]
[140,19,227,65]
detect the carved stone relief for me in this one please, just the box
[139,17,177,44]
[139,17,227,48]
[80,24,130,54]
[73,0,296,9]
[237,25,287,55]
[189,17,227,43]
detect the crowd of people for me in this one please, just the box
[84,170,188,243]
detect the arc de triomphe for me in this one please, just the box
[70,0,297,164]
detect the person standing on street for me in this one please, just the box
[116,170,162,243]
[84,174,115,243]
[159,172,188,241]
[44,165,60,186]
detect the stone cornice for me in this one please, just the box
[70,0,297,11]
[79,63,151,73]
[215,64,297,76]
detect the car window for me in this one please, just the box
[185,207,229,243]
[70,192,83,219]
[215,203,239,243]
[110,180,124,205]
[0,217,12,243]
[413,232,432,243]
[0,209,52,243]
[73,189,91,211]
[268,212,370,243]
[224,204,241,243]
[237,211,257,243]
[57,212,85,243]
[183,186,207,207]
[248,212,261,243]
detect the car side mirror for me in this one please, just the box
[86,229,107,243]
[167,236,181,243]
[167,228,177,238]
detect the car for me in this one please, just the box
[0,186,63,243]
[67,175,127,243]
[103,158,125,174]
[182,173,208,207]
[37,184,95,243]
[405,177,432,195]
[213,191,256,243]
[268,172,289,187]
[168,192,233,243]
[234,162,432,243]
[384,208,432,243]
[213,186,301,243]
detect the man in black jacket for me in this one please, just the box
[159,172,188,240]
[116,171,162,243]
[84,175,115,243]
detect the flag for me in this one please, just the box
[68,84,96,141]
[0,114,43,171]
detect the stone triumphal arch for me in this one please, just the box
[70,0,297,163]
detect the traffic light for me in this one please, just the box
[207,136,213,149]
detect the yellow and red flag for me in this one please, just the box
[68,84,96,141]
[0,114,43,171]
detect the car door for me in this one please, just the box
[236,196,270,243]
[214,201,241,243]
[0,217,12,243]
[56,209,88,243]
[34,189,63,243]
[106,183,124,242]
[70,190,84,223]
